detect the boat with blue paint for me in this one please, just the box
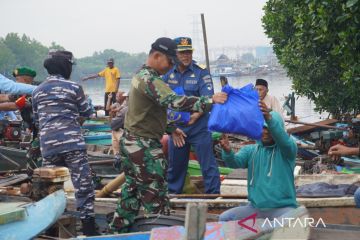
[0,190,66,239]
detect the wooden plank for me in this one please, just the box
[287,119,339,135]
[170,197,356,208]
[0,202,26,225]
[0,174,28,187]
[169,194,248,199]
[308,207,360,226]
[295,174,360,186]
[184,203,207,240]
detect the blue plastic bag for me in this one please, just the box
[208,84,264,139]
[167,87,191,125]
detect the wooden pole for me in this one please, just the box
[95,173,125,198]
[201,13,210,72]
[169,193,248,199]
[88,159,115,166]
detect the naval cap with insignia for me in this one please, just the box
[174,37,194,52]
[12,67,36,78]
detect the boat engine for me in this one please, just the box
[310,129,344,153]
[20,166,70,200]
[0,120,22,143]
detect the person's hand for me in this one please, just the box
[219,134,231,153]
[172,128,187,147]
[212,92,228,104]
[259,100,271,121]
[187,112,202,126]
[8,94,19,102]
[328,144,357,162]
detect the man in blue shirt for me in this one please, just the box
[0,73,36,95]
[163,37,220,194]
[0,67,37,121]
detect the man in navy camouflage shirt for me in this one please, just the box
[32,50,97,236]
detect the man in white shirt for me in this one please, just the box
[255,78,284,120]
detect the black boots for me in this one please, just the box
[81,217,100,236]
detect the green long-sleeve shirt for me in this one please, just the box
[222,111,298,209]
[125,65,213,139]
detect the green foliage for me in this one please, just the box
[262,0,360,118]
[0,33,147,85]
[73,49,147,80]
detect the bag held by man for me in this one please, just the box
[208,84,264,140]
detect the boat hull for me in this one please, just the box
[0,190,66,239]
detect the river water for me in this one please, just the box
[81,74,327,123]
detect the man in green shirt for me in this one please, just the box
[109,37,227,233]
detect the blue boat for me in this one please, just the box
[0,190,66,239]
[82,119,111,132]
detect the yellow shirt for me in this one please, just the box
[98,67,121,92]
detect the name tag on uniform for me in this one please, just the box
[185,79,197,85]
[168,80,178,84]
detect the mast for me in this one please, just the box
[201,13,210,72]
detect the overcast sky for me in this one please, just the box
[1,0,270,58]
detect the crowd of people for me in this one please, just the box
[0,36,359,236]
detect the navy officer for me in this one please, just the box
[162,37,220,194]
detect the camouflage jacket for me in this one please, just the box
[32,75,92,157]
[124,65,213,140]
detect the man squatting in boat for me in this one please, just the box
[219,101,298,222]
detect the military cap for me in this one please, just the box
[255,78,268,88]
[174,37,194,52]
[151,37,177,58]
[12,67,36,78]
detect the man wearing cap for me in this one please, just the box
[109,37,227,233]
[255,78,284,119]
[32,50,97,236]
[0,67,36,95]
[219,100,297,222]
[106,91,128,156]
[162,37,221,194]
[0,67,37,123]
[82,58,121,116]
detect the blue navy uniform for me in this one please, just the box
[163,61,221,194]
[32,75,95,219]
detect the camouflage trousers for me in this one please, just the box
[109,131,169,233]
[42,149,95,219]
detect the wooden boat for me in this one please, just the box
[82,119,111,132]
[0,189,66,239]
[0,146,28,172]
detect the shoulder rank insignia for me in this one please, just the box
[198,64,206,69]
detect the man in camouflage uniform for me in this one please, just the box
[32,50,97,236]
[109,37,227,233]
